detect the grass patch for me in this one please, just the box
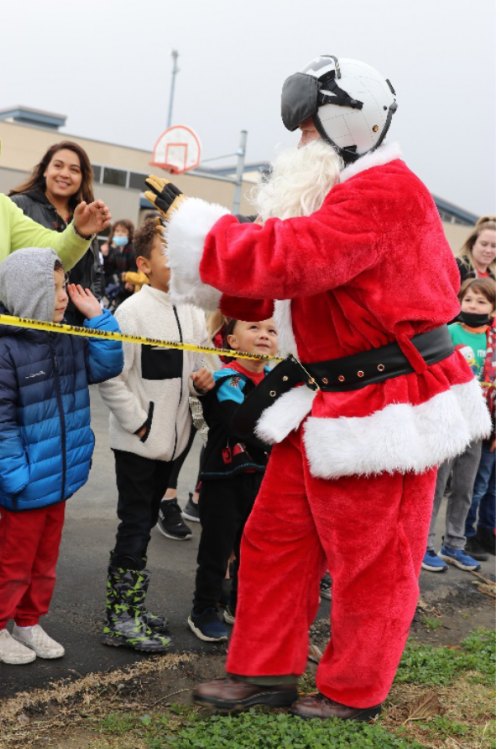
[97,708,424,749]
[420,615,442,631]
[100,712,139,735]
[158,709,425,749]
[395,628,495,686]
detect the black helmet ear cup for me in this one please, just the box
[281,74,320,132]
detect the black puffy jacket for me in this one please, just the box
[9,190,104,323]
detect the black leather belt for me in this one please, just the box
[306,325,454,392]
[231,326,454,445]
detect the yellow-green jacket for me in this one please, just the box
[0,193,90,270]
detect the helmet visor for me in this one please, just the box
[281,73,319,131]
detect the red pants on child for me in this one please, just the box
[226,428,436,708]
[0,503,65,629]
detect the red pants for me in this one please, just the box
[0,503,65,629]
[227,428,436,707]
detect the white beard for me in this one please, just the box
[252,139,343,221]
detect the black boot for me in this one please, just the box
[476,526,496,556]
[464,535,489,561]
[138,565,171,636]
[102,566,171,652]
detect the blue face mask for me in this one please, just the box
[112,235,128,247]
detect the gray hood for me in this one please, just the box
[0,247,60,322]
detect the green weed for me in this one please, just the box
[99,711,138,735]
[420,615,442,631]
[158,709,424,749]
[396,628,495,686]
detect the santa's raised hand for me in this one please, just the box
[144,176,186,221]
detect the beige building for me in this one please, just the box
[0,106,479,252]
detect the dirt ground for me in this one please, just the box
[0,578,494,749]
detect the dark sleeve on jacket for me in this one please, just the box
[202,374,267,451]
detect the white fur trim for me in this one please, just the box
[166,198,230,310]
[273,300,298,357]
[256,385,316,444]
[340,142,403,183]
[303,379,491,479]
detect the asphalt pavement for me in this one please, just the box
[0,387,495,697]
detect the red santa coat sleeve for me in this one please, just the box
[199,174,381,300]
[165,162,393,310]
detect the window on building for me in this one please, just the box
[103,167,127,187]
[92,164,103,183]
[129,171,149,191]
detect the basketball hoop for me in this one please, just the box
[150,125,202,174]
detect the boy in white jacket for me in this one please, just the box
[99,219,213,653]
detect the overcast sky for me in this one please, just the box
[2,0,496,215]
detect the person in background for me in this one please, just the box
[465,315,496,559]
[0,248,122,665]
[98,219,214,652]
[188,318,278,643]
[456,217,496,283]
[422,277,495,572]
[101,219,137,309]
[9,141,105,324]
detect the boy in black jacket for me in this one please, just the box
[188,318,278,642]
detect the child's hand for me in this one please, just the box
[67,284,102,320]
[191,368,214,393]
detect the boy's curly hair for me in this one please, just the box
[134,218,165,260]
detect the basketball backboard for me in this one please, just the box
[150,125,202,174]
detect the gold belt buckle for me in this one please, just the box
[290,355,320,392]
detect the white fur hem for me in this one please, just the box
[256,385,316,444]
[166,198,230,310]
[303,379,491,479]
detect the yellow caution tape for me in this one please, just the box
[0,313,282,363]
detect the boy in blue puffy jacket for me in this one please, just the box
[0,247,123,666]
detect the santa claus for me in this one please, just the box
[145,55,490,720]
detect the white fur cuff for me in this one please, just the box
[256,385,316,444]
[166,198,230,310]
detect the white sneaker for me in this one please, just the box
[12,624,65,659]
[0,628,36,665]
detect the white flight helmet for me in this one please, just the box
[281,55,398,163]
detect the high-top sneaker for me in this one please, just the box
[157,499,193,540]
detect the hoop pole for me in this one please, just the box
[167,50,180,128]
[232,129,247,214]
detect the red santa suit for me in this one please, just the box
[165,143,490,707]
